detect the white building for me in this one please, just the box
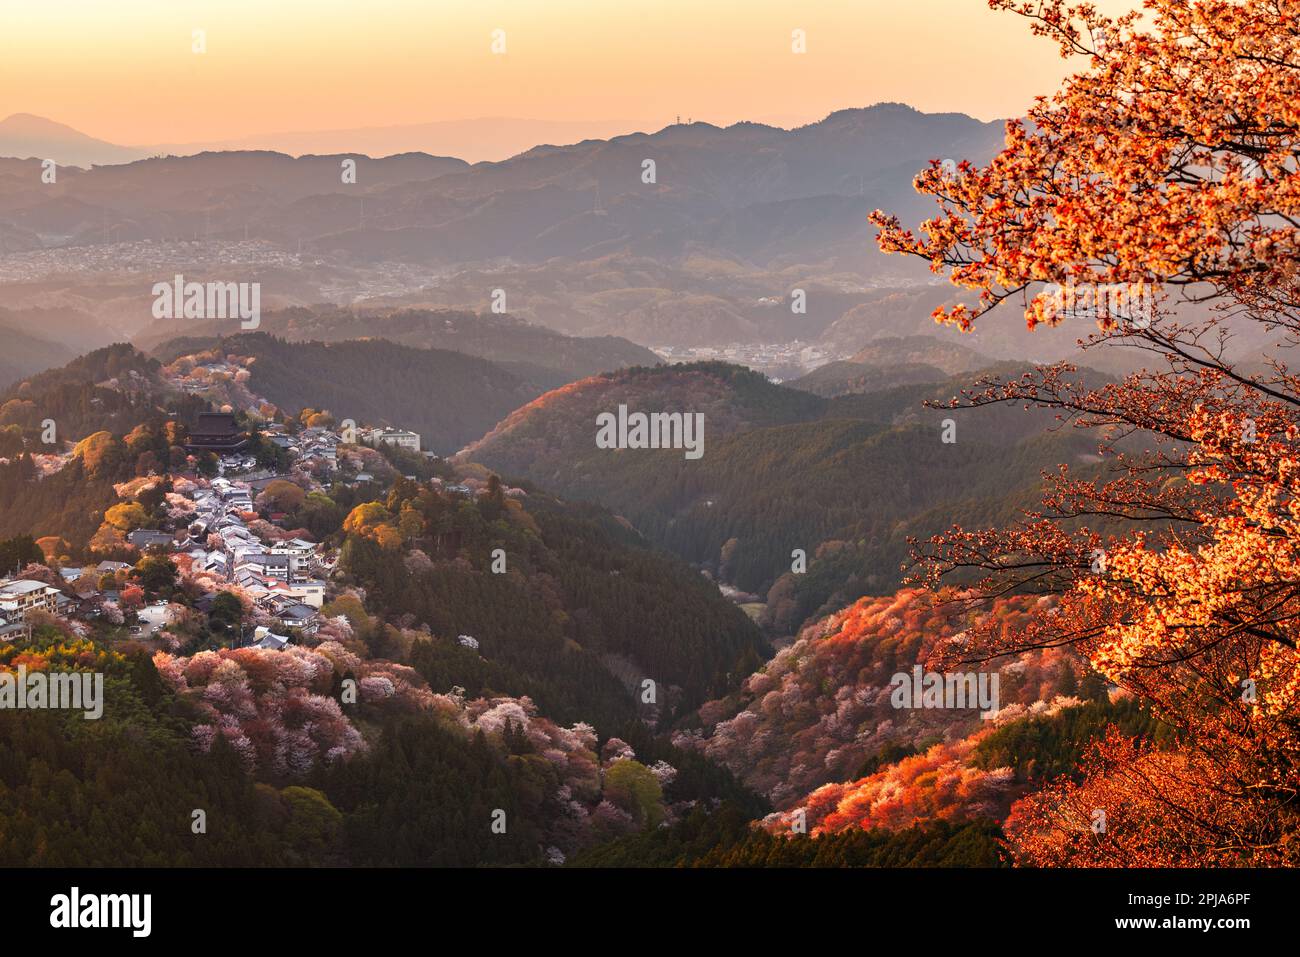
[362,427,421,453]
[283,580,326,608]
[269,539,317,580]
[0,579,62,628]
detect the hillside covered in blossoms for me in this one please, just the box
[1,0,1298,891]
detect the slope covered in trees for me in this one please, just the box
[155,332,553,454]
[0,346,210,544]
[1,342,209,444]
[461,361,1101,630]
[334,475,770,729]
[674,588,1102,808]
[570,803,1009,867]
[0,611,761,866]
[141,306,659,380]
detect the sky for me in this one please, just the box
[0,0,1141,146]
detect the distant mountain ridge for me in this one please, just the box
[144,117,652,165]
[0,308,88,389]
[0,113,656,167]
[0,113,148,167]
[0,103,1020,356]
[137,306,660,382]
[0,104,1003,268]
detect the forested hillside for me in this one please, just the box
[0,622,761,867]
[140,306,659,380]
[0,344,211,543]
[1,342,196,440]
[335,475,770,728]
[154,332,551,454]
[462,361,1102,629]
[674,589,1100,807]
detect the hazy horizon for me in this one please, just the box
[1,0,1140,150]
[0,101,997,166]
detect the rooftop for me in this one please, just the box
[0,579,58,595]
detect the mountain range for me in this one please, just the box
[0,114,148,168]
[0,113,656,167]
[0,104,1010,352]
[0,104,1001,266]
[1,105,1238,370]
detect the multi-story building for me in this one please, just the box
[237,553,291,581]
[0,579,62,637]
[268,539,318,580]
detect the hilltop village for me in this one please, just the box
[0,346,480,653]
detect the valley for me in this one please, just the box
[1,0,1296,884]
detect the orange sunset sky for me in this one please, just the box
[0,0,1141,146]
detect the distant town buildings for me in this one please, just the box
[652,340,834,381]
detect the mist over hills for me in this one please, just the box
[279,103,1004,274]
[0,149,468,246]
[0,305,119,388]
[1,104,1237,373]
[0,114,148,168]
[0,113,653,167]
[0,317,77,390]
[0,104,1011,357]
[0,104,999,266]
